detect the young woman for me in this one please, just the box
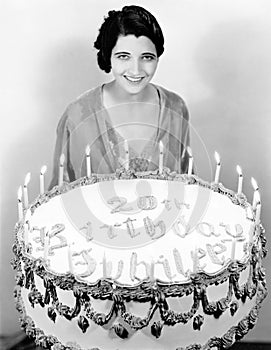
[49,5,191,189]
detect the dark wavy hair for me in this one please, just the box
[93,5,164,73]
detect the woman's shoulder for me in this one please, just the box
[153,83,188,114]
[62,85,103,126]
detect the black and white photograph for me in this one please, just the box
[1,1,271,349]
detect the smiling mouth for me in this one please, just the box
[124,76,145,83]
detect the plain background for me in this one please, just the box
[1,0,271,342]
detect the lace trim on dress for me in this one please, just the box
[105,119,155,172]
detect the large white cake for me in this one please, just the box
[12,167,267,350]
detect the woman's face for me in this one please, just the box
[110,34,158,95]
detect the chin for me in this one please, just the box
[124,83,150,95]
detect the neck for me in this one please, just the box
[107,80,155,104]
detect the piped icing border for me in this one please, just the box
[28,168,251,214]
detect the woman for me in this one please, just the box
[49,5,191,190]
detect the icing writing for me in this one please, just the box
[33,224,67,255]
[206,243,226,265]
[143,217,166,239]
[50,223,65,237]
[157,255,176,280]
[137,196,158,210]
[191,248,207,273]
[123,218,139,238]
[130,251,189,282]
[196,222,220,237]
[220,223,245,240]
[48,224,67,256]
[130,252,152,281]
[100,224,118,239]
[99,217,166,240]
[48,235,67,256]
[60,240,245,282]
[173,216,191,237]
[79,221,93,241]
[73,249,96,278]
[173,220,245,241]
[107,196,133,213]
[107,195,190,213]
[173,248,186,276]
[102,255,124,280]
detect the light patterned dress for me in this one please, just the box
[48,83,191,190]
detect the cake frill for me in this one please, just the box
[11,167,268,350]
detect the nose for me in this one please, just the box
[129,58,141,76]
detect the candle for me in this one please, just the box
[44,230,49,261]
[236,165,243,194]
[85,144,91,177]
[159,141,164,174]
[255,195,261,225]
[187,146,193,176]
[214,151,221,184]
[58,153,65,186]
[124,140,129,171]
[24,210,31,245]
[231,238,236,260]
[40,165,47,195]
[68,244,74,274]
[17,186,23,221]
[251,177,259,210]
[23,172,31,208]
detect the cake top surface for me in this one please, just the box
[17,172,254,287]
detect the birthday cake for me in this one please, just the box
[12,167,267,350]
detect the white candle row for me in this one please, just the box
[17,147,262,227]
[17,165,47,214]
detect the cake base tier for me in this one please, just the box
[13,261,267,350]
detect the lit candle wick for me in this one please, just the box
[236,165,243,195]
[124,140,129,171]
[214,151,221,184]
[85,144,91,177]
[59,154,65,186]
[255,199,261,225]
[187,146,193,176]
[23,172,31,208]
[251,177,259,210]
[40,165,47,195]
[17,186,24,221]
[159,141,164,174]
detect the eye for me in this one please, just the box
[142,55,156,61]
[117,54,130,60]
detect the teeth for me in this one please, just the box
[125,76,143,82]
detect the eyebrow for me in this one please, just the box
[113,51,130,56]
[114,51,157,57]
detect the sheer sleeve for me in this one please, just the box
[168,95,192,174]
[48,109,76,190]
